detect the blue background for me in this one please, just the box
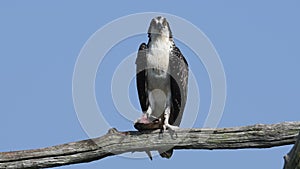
[0,1,299,168]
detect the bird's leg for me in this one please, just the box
[158,118,164,139]
[163,108,179,130]
[145,106,158,122]
[145,106,152,119]
[158,90,179,139]
[163,107,179,139]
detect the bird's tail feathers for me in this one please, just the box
[159,149,173,159]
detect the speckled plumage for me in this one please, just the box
[135,16,189,159]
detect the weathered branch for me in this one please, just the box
[284,130,300,169]
[0,121,299,169]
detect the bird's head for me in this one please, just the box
[148,16,172,38]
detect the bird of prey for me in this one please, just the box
[134,16,189,159]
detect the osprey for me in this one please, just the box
[134,16,189,159]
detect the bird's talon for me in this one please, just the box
[168,129,178,140]
[159,128,164,139]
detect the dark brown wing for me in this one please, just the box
[169,45,189,126]
[135,43,148,112]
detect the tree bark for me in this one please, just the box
[284,130,300,169]
[0,121,299,169]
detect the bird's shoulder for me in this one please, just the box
[171,45,188,67]
[136,43,147,64]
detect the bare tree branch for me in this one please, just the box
[0,121,299,169]
[284,130,300,169]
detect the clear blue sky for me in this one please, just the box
[1,1,299,168]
